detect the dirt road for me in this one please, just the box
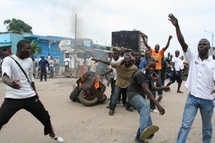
[0,77,214,143]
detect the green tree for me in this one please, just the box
[31,42,42,55]
[4,18,32,33]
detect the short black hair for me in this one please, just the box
[147,57,156,64]
[124,53,131,58]
[17,40,30,49]
[113,50,120,54]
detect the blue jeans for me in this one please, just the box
[50,66,54,77]
[150,90,156,110]
[128,94,152,141]
[110,85,130,112]
[177,93,214,143]
[154,70,163,96]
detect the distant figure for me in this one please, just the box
[54,56,60,76]
[89,55,98,77]
[76,56,85,78]
[64,54,71,72]
[47,53,51,62]
[86,55,91,71]
[49,56,54,78]
[39,56,49,81]
[31,55,37,78]
[166,50,183,93]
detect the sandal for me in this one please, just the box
[50,134,64,143]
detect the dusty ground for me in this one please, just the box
[0,77,215,143]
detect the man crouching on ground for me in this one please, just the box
[127,57,170,143]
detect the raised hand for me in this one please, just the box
[168,13,178,27]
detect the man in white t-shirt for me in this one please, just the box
[166,50,183,93]
[64,54,71,72]
[169,13,215,143]
[0,40,63,142]
[89,55,98,77]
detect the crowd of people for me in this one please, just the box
[0,13,214,143]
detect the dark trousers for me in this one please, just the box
[154,70,163,96]
[110,85,130,112]
[110,78,116,99]
[0,96,54,135]
[40,69,47,81]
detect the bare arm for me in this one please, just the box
[211,81,215,97]
[101,68,113,76]
[163,35,173,51]
[140,33,150,50]
[2,73,21,89]
[91,58,111,65]
[168,13,188,52]
[141,83,165,115]
[31,82,36,91]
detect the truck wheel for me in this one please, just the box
[79,90,98,106]
[76,72,91,84]
[69,86,80,102]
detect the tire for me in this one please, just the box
[79,90,98,106]
[76,72,91,84]
[69,86,80,102]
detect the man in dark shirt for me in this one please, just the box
[39,56,49,81]
[127,57,170,143]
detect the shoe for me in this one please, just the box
[140,125,159,140]
[126,107,133,112]
[135,139,150,143]
[151,109,158,113]
[50,135,64,143]
[109,110,114,116]
[177,91,183,93]
[106,104,110,108]
[157,96,163,102]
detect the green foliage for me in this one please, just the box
[3,18,32,33]
[31,42,42,55]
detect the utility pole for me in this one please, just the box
[74,14,77,69]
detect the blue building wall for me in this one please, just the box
[10,33,24,54]
[0,32,109,67]
[35,39,64,66]
[0,33,23,54]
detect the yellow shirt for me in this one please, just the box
[150,48,165,70]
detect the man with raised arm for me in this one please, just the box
[141,33,172,102]
[168,13,215,143]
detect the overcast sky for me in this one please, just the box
[0,0,214,56]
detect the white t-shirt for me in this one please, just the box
[64,58,71,66]
[89,57,98,72]
[2,55,36,99]
[184,48,215,100]
[111,56,124,80]
[171,56,181,71]
[179,59,184,70]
